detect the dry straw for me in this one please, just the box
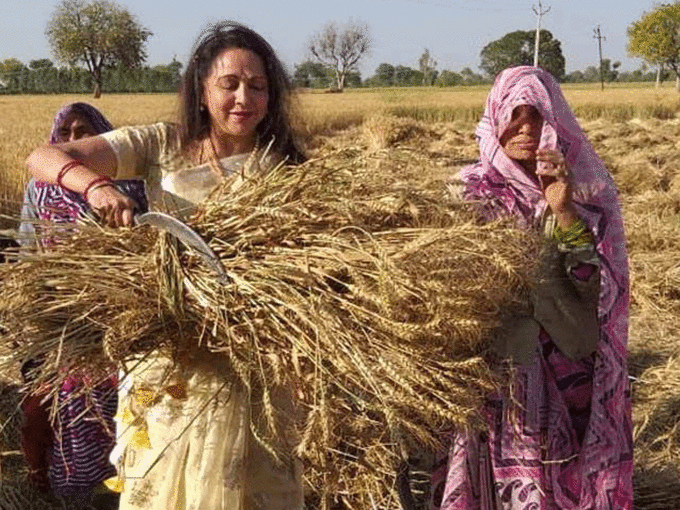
[0,143,539,508]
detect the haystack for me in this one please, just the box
[0,145,539,508]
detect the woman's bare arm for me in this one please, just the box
[25,135,136,227]
[26,135,118,189]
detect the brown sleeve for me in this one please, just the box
[532,243,600,360]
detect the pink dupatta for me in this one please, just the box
[437,66,632,510]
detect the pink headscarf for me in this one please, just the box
[459,66,632,508]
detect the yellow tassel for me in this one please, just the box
[120,407,136,425]
[130,427,151,449]
[133,387,156,407]
[103,477,125,493]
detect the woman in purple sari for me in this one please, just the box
[18,103,144,509]
[20,102,116,246]
[431,66,632,510]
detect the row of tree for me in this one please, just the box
[0,58,182,94]
[5,0,680,96]
[293,59,658,91]
[1,54,660,96]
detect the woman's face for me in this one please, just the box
[56,113,97,143]
[499,105,543,166]
[202,47,269,149]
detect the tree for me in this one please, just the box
[0,59,29,92]
[374,63,396,86]
[151,58,183,91]
[564,70,586,83]
[436,70,462,87]
[480,29,565,81]
[308,19,371,91]
[460,67,486,85]
[292,60,333,88]
[46,0,152,97]
[601,59,621,82]
[344,70,362,88]
[29,59,56,93]
[394,65,422,86]
[29,59,54,71]
[628,3,680,90]
[418,48,437,86]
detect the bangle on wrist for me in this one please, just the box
[554,218,594,247]
[56,160,85,189]
[83,176,114,203]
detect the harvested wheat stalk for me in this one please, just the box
[0,148,539,508]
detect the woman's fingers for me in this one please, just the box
[121,208,135,227]
[87,185,136,228]
[536,149,569,180]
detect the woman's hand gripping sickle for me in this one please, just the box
[85,182,137,228]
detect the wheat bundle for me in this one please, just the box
[0,147,539,507]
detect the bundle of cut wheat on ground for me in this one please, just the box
[0,147,539,508]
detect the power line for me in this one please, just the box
[532,1,551,67]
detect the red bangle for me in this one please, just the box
[56,160,85,189]
[83,176,113,203]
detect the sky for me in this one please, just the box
[0,0,658,78]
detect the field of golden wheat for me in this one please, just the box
[2,83,680,508]
[2,83,680,222]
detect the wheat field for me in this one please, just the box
[2,83,680,222]
[2,83,680,507]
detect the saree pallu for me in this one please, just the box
[110,352,304,510]
[431,329,626,510]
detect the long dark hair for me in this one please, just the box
[178,21,305,163]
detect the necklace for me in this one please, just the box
[205,135,261,181]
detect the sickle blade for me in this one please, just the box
[135,211,227,280]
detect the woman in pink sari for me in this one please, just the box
[431,66,632,509]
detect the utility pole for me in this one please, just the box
[533,1,551,67]
[593,25,606,90]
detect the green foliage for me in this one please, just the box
[480,29,565,81]
[364,63,420,87]
[371,63,396,86]
[345,70,362,88]
[395,65,423,86]
[0,59,29,92]
[0,57,183,94]
[28,59,54,70]
[293,60,333,88]
[46,0,152,97]
[436,70,463,87]
[365,63,484,88]
[0,59,27,76]
[602,59,621,82]
[565,62,659,84]
[292,60,361,89]
[460,67,486,85]
[628,3,680,82]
